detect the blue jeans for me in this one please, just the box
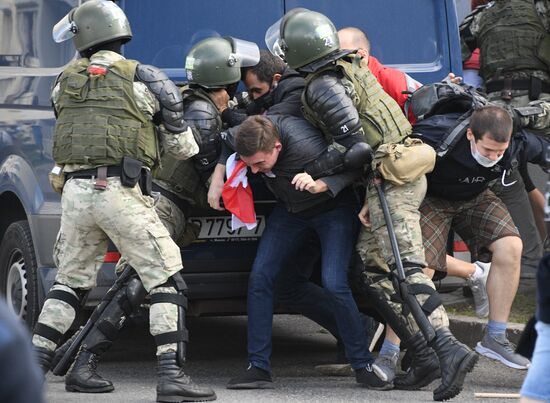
[274,230,340,339]
[247,200,374,372]
[521,321,550,402]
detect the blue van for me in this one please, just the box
[0,0,462,326]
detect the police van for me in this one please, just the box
[0,0,462,326]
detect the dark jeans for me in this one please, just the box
[247,200,373,372]
[274,230,340,338]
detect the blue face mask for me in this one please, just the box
[470,138,503,168]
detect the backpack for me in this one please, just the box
[408,81,488,158]
[407,81,488,122]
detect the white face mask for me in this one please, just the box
[470,138,503,168]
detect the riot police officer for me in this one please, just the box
[33,1,215,401]
[52,33,259,398]
[182,36,260,184]
[460,0,550,278]
[266,9,477,401]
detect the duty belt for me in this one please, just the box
[65,166,121,180]
[485,77,550,101]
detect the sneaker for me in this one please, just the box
[475,333,531,370]
[355,363,391,390]
[467,261,490,318]
[226,364,274,389]
[371,351,399,390]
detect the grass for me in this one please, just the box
[446,292,536,324]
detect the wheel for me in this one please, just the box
[0,220,40,327]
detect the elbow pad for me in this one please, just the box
[305,142,373,180]
[136,64,188,133]
[306,73,363,142]
[183,98,222,175]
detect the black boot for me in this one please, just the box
[394,332,440,390]
[430,328,478,401]
[34,346,54,374]
[157,352,216,402]
[65,349,114,393]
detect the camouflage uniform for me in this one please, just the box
[33,51,198,354]
[461,0,550,270]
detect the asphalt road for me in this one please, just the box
[45,315,527,403]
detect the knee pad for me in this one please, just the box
[362,281,415,343]
[33,283,85,346]
[389,266,443,318]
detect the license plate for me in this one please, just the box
[188,216,266,240]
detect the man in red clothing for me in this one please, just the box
[338,27,421,122]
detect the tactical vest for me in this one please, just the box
[153,86,220,207]
[53,58,158,168]
[477,0,550,80]
[302,55,411,150]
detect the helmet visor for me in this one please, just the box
[265,17,284,58]
[52,11,76,43]
[227,37,260,67]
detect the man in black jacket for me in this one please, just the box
[413,105,545,371]
[226,115,380,389]
[208,50,305,209]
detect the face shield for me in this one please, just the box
[52,9,77,43]
[265,8,310,59]
[226,37,260,67]
[265,16,285,59]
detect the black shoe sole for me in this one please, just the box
[65,384,114,393]
[226,381,274,390]
[394,370,441,390]
[157,394,217,402]
[433,352,478,401]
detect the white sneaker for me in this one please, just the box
[467,261,490,318]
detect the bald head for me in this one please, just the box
[338,27,370,58]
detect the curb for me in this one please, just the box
[449,314,525,348]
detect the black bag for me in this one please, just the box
[121,156,142,188]
[411,112,471,159]
[409,81,488,121]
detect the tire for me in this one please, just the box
[0,220,40,327]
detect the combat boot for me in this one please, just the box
[157,352,216,402]
[65,349,114,393]
[34,346,54,374]
[430,328,478,401]
[394,332,441,390]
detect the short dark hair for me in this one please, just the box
[235,115,279,156]
[339,27,371,53]
[241,50,285,84]
[470,106,513,143]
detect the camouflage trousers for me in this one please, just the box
[116,193,189,354]
[33,178,183,352]
[356,175,449,334]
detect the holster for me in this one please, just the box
[529,76,542,101]
[139,168,152,196]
